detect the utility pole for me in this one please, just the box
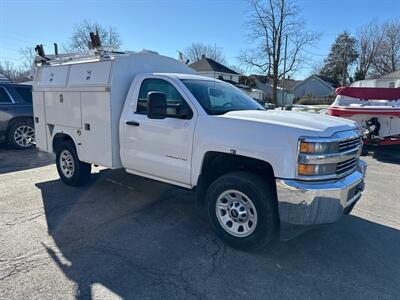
[342,40,348,86]
[281,34,288,108]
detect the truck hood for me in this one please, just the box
[220,110,357,136]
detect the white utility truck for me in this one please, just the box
[32,50,366,249]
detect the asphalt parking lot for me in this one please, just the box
[0,143,399,300]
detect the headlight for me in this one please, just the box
[299,141,338,154]
[297,133,361,180]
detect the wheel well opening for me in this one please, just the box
[6,116,33,134]
[52,133,74,153]
[196,151,275,205]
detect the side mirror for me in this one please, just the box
[147,92,167,119]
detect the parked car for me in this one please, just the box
[0,83,35,149]
[33,50,366,249]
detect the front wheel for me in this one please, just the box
[206,171,279,250]
[55,141,91,186]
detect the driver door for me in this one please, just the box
[121,77,196,187]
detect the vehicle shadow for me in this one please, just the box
[362,144,400,164]
[0,143,54,174]
[35,170,400,299]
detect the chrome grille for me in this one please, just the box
[297,130,363,181]
[336,157,358,176]
[339,137,361,152]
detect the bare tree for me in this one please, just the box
[19,47,36,70]
[183,42,226,64]
[67,20,121,51]
[0,61,29,82]
[372,20,400,75]
[240,0,318,104]
[354,21,384,80]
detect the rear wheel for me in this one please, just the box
[55,141,91,186]
[206,171,279,250]
[7,119,35,149]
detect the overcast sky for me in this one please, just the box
[1,0,399,79]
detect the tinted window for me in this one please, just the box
[0,87,12,103]
[181,79,264,115]
[137,78,192,118]
[15,86,32,103]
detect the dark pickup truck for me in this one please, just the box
[0,83,34,149]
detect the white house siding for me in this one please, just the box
[294,76,334,98]
[351,79,400,88]
[245,89,264,101]
[276,89,294,106]
[255,81,273,99]
[196,71,239,83]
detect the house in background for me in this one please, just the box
[189,55,240,83]
[189,56,265,101]
[293,74,337,99]
[246,75,273,99]
[351,70,400,88]
[245,75,299,105]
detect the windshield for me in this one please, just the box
[181,79,264,115]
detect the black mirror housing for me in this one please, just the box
[147,92,167,119]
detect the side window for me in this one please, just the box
[15,86,33,103]
[136,78,192,119]
[0,87,13,104]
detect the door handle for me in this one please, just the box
[126,120,140,126]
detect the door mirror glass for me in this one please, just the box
[147,92,167,119]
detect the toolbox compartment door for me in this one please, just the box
[45,92,81,128]
[68,61,112,87]
[32,91,48,151]
[35,65,68,87]
[79,91,113,167]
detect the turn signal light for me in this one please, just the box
[299,142,315,153]
[298,164,316,176]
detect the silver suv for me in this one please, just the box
[0,83,34,149]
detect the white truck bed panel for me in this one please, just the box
[32,91,48,151]
[45,92,82,128]
[36,65,68,87]
[79,91,113,167]
[32,50,195,169]
[69,61,112,86]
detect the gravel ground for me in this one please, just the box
[0,143,399,300]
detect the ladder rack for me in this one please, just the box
[34,50,128,67]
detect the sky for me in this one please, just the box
[1,0,399,79]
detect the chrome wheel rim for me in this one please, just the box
[60,150,75,178]
[216,190,258,237]
[14,125,35,147]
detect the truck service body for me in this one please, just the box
[33,50,366,248]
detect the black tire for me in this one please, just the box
[7,118,35,149]
[206,171,279,250]
[55,141,91,186]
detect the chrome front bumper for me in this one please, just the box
[276,160,367,225]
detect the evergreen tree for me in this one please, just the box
[320,32,358,85]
